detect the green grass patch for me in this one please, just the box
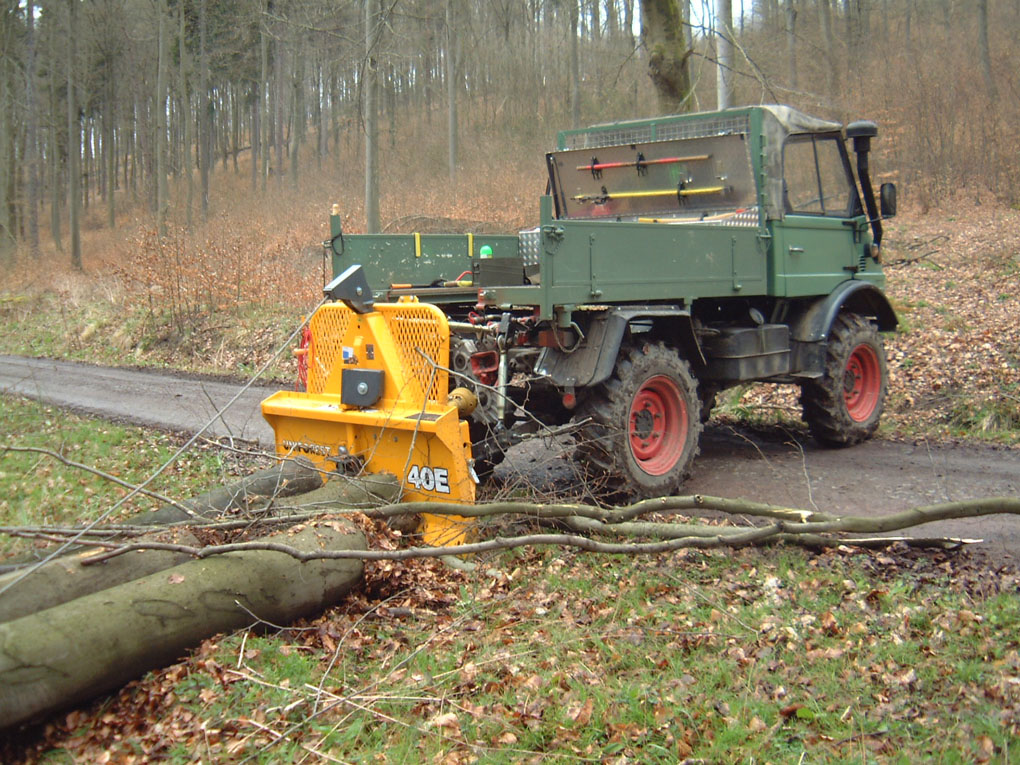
[0,395,245,559]
[21,545,1015,762]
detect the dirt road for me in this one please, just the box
[3,354,1019,565]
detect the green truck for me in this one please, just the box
[323,105,898,497]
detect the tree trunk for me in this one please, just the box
[569,0,580,127]
[24,0,39,257]
[716,0,734,109]
[260,15,269,194]
[0,532,202,624]
[977,0,995,99]
[67,0,81,271]
[104,62,116,231]
[155,0,168,238]
[446,0,459,179]
[0,62,11,256]
[48,73,63,253]
[785,0,797,90]
[817,0,836,96]
[0,523,366,730]
[0,470,399,623]
[365,0,381,232]
[199,0,210,218]
[179,1,193,228]
[290,51,303,187]
[640,0,693,114]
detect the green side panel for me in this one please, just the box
[327,217,518,290]
[492,220,767,316]
[769,215,868,297]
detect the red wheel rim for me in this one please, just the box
[843,344,881,422]
[628,375,688,476]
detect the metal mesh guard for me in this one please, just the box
[381,303,449,405]
[307,306,352,394]
[306,302,449,406]
[563,114,751,150]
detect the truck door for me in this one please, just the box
[772,133,865,297]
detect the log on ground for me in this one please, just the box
[0,472,399,624]
[0,531,201,624]
[0,521,366,730]
[132,457,324,526]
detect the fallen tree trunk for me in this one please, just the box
[0,522,365,730]
[0,473,400,625]
[0,531,202,623]
[132,458,325,525]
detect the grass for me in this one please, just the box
[0,395,251,559]
[16,544,1018,762]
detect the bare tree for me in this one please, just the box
[67,0,81,270]
[365,0,381,233]
[785,0,797,90]
[24,0,39,257]
[716,0,735,109]
[977,0,995,99]
[155,0,169,238]
[446,0,459,180]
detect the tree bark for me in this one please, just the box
[977,0,995,99]
[0,471,399,623]
[130,458,327,526]
[0,523,366,730]
[569,0,580,127]
[716,0,734,109]
[785,0,797,90]
[155,0,169,238]
[365,0,381,232]
[67,0,81,270]
[0,532,202,624]
[640,0,693,114]
[817,0,836,96]
[446,0,459,179]
[24,0,39,257]
[199,0,211,218]
[179,1,193,228]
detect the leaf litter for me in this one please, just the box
[4,516,1019,762]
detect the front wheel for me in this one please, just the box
[576,343,702,498]
[800,312,888,446]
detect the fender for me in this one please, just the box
[789,280,898,377]
[534,306,702,389]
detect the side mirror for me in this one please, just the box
[880,182,897,218]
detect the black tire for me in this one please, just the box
[576,342,702,498]
[800,312,888,447]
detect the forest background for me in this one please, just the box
[0,0,1018,440]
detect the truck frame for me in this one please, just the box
[316,105,899,498]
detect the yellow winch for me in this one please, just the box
[261,266,476,546]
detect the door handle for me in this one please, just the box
[788,246,805,254]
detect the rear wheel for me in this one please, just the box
[576,343,702,498]
[800,312,887,446]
